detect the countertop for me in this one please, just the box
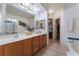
[0,32,46,46]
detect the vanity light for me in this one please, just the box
[7,18,17,22]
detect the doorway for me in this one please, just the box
[48,18,53,40]
[55,18,60,42]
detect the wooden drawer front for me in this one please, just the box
[0,46,4,56]
[22,39,32,56]
[4,42,22,56]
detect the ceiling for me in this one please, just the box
[64,3,78,9]
[41,3,64,13]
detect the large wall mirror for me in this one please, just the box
[4,18,18,35]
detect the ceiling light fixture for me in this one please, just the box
[48,9,54,14]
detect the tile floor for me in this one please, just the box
[35,40,68,56]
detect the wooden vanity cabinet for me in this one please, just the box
[32,34,47,54]
[0,34,47,56]
[4,41,22,56]
[22,38,32,56]
[0,46,4,56]
[32,36,40,54]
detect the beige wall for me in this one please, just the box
[63,4,79,47]
[0,10,2,33]
[57,4,79,46]
[64,4,79,35]
[51,4,79,46]
[48,7,68,46]
[35,11,48,44]
[53,8,65,42]
[35,11,48,32]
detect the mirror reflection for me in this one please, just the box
[36,20,45,29]
[4,19,17,34]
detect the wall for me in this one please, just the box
[0,10,2,34]
[35,11,48,32]
[63,4,79,46]
[47,4,79,47]
[48,8,68,46]
[58,4,79,46]
[0,4,7,35]
[53,8,66,46]
[35,11,48,44]
[64,4,79,35]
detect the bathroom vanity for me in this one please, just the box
[0,33,47,56]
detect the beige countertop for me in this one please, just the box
[0,32,46,46]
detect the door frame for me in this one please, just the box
[55,18,60,42]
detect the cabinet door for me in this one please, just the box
[43,35,47,46]
[22,39,32,56]
[39,35,43,48]
[32,36,40,54]
[4,42,22,56]
[0,46,4,56]
[39,35,47,49]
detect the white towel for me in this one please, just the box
[67,18,74,32]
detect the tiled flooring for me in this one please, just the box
[35,40,68,56]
